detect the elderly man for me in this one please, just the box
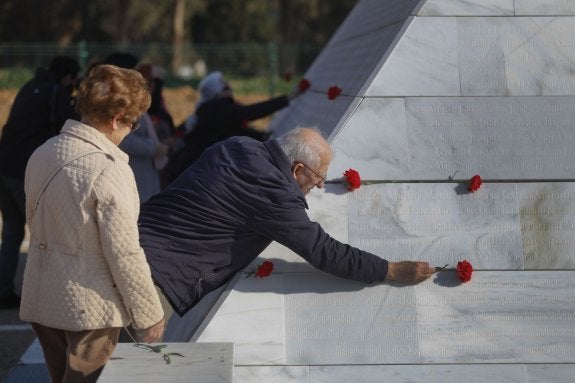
[139,128,435,317]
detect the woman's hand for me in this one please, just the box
[138,317,166,343]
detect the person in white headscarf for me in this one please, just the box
[179,71,231,134]
[168,71,307,182]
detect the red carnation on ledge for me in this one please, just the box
[343,168,361,191]
[299,78,311,92]
[456,260,473,282]
[327,85,342,100]
[467,174,482,193]
[255,260,274,278]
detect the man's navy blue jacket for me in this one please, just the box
[139,136,389,316]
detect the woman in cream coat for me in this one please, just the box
[20,64,165,383]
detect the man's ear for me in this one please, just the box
[291,162,304,179]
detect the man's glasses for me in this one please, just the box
[294,161,326,182]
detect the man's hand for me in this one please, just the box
[385,261,435,284]
[138,317,166,343]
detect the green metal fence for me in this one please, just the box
[0,42,321,93]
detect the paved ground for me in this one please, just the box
[0,253,35,382]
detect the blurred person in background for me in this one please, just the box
[136,63,178,189]
[165,71,307,183]
[103,52,170,202]
[0,55,80,309]
[138,63,177,146]
[20,64,165,382]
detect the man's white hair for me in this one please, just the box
[277,127,327,168]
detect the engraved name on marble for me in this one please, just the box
[348,184,523,269]
[285,274,419,364]
[418,272,575,363]
[406,97,575,179]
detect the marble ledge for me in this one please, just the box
[234,364,575,383]
[98,342,233,383]
[194,271,575,366]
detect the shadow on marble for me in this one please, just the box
[235,268,370,296]
[321,182,350,196]
[453,182,470,195]
[431,269,463,287]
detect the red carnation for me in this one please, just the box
[284,71,293,82]
[456,260,473,282]
[255,261,274,278]
[327,85,342,100]
[343,168,361,191]
[467,175,482,193]
[299,78,310,92]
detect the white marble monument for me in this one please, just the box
[171,0,575,382]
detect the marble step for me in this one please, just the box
[11,340,233,383]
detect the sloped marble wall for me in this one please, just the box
[188,1,575,382]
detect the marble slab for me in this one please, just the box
[310,364,526,383]
[234,366,309,383]
[364,16,575,98]
[406,97,575,179]
[328,98,409,180]
[273,15,575,143]
[417,0,514,16]
[284,271,575,365]
[98,342,233,383]
[516,0,575,15]
[194,274,285,365]
[349,182,575,270]
[195,270,575,366]
[418,271,575,363]
[312,364,575,383]
[525,364,575,382]
[519,183,575,269]
[366,17,460,96]
[328,96,575,180]
[458,17,575,96]
[248,181,575,274]
[232,363,575,383]
[347,183,523,269]
[284,273,419,365]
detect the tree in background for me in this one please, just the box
[0,0,356,76]
[1,0,354,45]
